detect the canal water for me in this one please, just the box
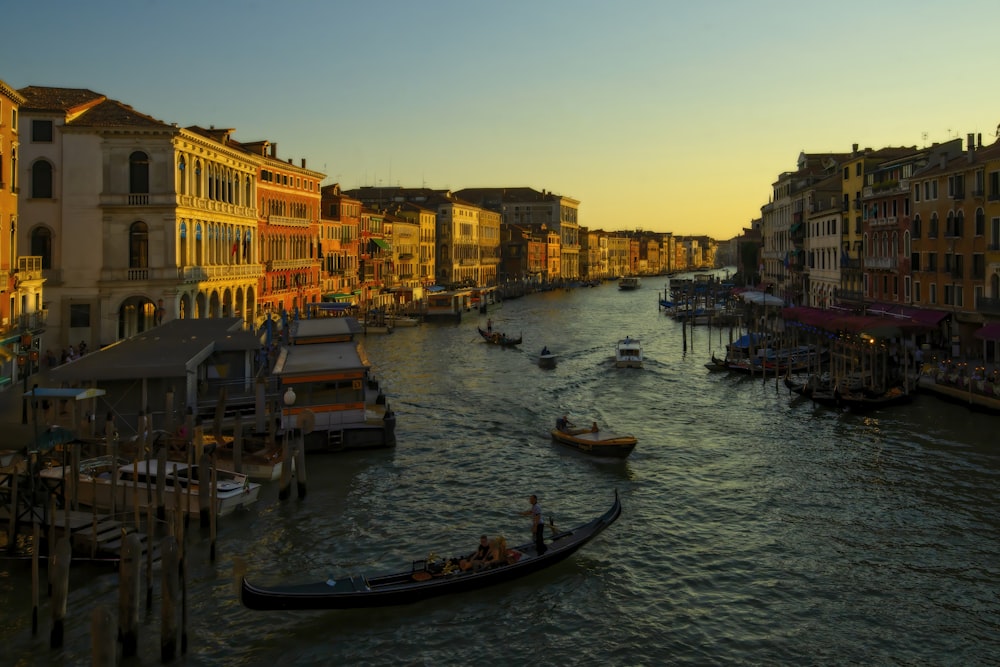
[2,277,999,665]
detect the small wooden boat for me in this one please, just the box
[538,349,557,369]
[240,491,622,610]
[615,337,643,368]
[550,426,637,458]
[477,327,522,347]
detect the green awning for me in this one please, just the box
[370,238,391,251]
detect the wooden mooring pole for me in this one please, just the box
[118,532,142,657]
[49,537,71,648]
[161,535,179,662]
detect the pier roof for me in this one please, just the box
[48,318,254,382]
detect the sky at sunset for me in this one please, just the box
[4,0,1000,240]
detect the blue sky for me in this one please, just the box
[4,0,1000,238]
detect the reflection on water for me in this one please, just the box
[2,277,999,665]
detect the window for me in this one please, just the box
[914,183,921,203]
[69,303,90,328]
[911,252,921,272]
[913,214,922,238]
[976,208,985,236]
[129,152,150,195]
[928,253,937,271]
[973,253,985,279]
[31,160,53,198]
[31,119,53,142]
[129,221,148,268]
[914,281,921,303]
[30,227,52,269]
[930,283,937,305]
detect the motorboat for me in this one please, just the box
[615,337,643,368]
[550,425,637,458]
[39,455,261,518]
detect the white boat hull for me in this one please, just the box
[40,456,261,518]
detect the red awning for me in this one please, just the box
[782,306,928,337]
[973,322,1000,341]
[866,303,949,327]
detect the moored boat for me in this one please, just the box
[39,455,261,518]
[615,337,643,368]
[240,491,621,610]
[550,425,637,458]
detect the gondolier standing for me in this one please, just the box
[521,494,547,555]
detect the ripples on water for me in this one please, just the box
[2,279,999,665]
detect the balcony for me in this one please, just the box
[865,256,897,270]
[267,214,311,228]
[869,216,898,227]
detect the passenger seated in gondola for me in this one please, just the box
[484,536,509,569]
[460,535,491,571]
[541,346,550,355]
[591,421,599,433]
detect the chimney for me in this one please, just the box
[301,158,306,168]
[978,133,983,148]
[852,143,859,154]
[968,133,975,162]
[270,143,277,158]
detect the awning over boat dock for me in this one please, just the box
[973,322,1000,341]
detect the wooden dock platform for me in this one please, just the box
[0,505,159,563]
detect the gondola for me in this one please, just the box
[240,491,621,611]
[785,376,915,412]
[477,327,522,347]
[550,426,637,458]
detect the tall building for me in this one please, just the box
[16,86,322,348]
[0,78,43,387]
[454,187,581,279]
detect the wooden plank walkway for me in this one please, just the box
[0,506,159,563]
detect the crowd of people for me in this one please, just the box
[43,341,89,368]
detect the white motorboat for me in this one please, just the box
[39,455,261,518]
[615,337,643,368]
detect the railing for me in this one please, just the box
[865,256,896,270]
[267,214,311,227]
[18,310,47,331]
[870,216,898,227]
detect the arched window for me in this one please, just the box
[31,160,53,198]
[178,156,187,195]
[129,222,148,268]
[129,151,149,194]
[195,161,202,198]
[31,226,52,269]
[179,221,188,266]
